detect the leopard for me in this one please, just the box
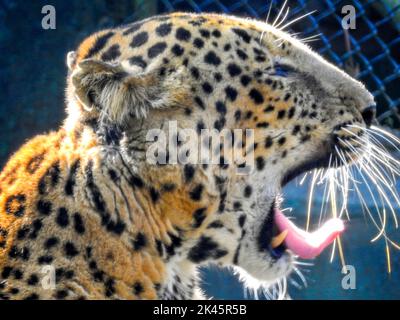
[0,12,376,300]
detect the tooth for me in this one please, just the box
[271,230,288,249]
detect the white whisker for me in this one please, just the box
[260,0,274,44]
[272,0,288,28]
[339,138,399,244]
[306,169,320,231]
[293,266,308,288]
[371,125,400,146]
[293,261,314,267]
[353,125,400,153]
[274,7,291,30]
[278,10,317,31]
[289,277,302,289]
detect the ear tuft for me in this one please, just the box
[67,51,77,71]
[71,59,187,125]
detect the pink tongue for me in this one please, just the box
[274,209,345,259]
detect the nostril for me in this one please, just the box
[361,105,376,127]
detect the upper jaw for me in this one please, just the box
[280,142,334,188]
[280,125,366,188]
[280,153,332,188]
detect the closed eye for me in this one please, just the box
[269,63,296,77]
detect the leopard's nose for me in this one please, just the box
[361,105,376,127]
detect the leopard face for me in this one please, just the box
[0,12,376,300]
[70,13,375,291]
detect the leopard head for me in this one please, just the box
[67,12,375,295]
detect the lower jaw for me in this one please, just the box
[235,249,294,284]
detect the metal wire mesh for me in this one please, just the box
[131,0,400,128]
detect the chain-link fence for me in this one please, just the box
[126,0,400,128]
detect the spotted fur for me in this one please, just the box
[0,12,374,300]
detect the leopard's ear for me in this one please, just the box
[67,51,77,71]
[71,59,187,125]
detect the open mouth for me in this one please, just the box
[262,151,346,261]
[269,202,344,260]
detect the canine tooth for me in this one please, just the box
[271,230,288,249]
